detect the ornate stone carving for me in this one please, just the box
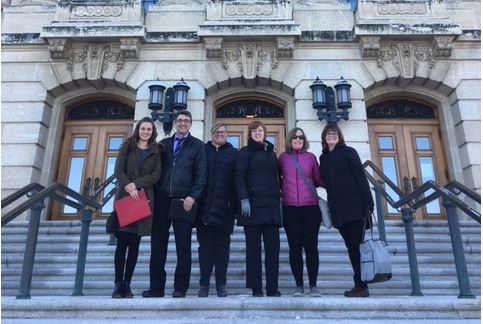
[47,38,70,59]
[276,37,295,58]
[71,5,123,18]
[222,43,278,79]
[224,3,274,16]
[377,3,427,15]
[376,42,434,78]
[432,35,454,57]
[359,36,380,57]
[119,38,140,59]
[66,44,125,76]
[204,37,223,59]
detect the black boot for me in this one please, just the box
[198,285,209,297]
[123,282,133,298]
[216,285,227,297]
[112,282,123,298]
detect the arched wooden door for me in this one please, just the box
[215,98,286,154]
[367,99,448,220]
[51,101,134,220]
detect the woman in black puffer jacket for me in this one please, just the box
[235,120,282,297]
[195,123,238,297]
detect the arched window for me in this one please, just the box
[67,100,134,120]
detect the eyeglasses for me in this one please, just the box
[215,130,226,135]
[326,132,339,137]
[175,119,191,125]
[291,135,305,140]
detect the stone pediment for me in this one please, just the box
[355,0,461,58]
[40,0,145,59]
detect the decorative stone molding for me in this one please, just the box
[377,2,427,15]
[207,0,293,20]
[276,37,295,58]
[71,5,124,18]
[66,44,125,77]
[359,36,381,58]
[376,42,434,78]
[432,35,455,57]
[204,37,223,59]
[222,43,278,79]
[47,38,71,59]
[55,0,142,22]
[119,37,140,59]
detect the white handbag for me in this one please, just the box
[360,213,392,283]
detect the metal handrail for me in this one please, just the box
[1,175,117,299]
[363,160,480,299]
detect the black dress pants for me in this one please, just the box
[282,205,321,287]
[114,231,141,284]
[338,219,368,289]
[149,196,193,294]
[243,224,280,293]
[196,224,231,287]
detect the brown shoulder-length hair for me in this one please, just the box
[321,124,345,150]
[285,127,309,153]
[247,120,267,142]
[122,117,158,152]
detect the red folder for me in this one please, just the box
[113,190,151,227]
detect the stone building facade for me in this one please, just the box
[1,0,480,220]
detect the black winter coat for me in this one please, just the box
[155,134,207,201]
[319,143,374,229]
[114,142,161,236]
[196,141,238,234]
[235,139,282,227]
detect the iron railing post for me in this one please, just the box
[16,199,45,299]
[72,208,93,296]
[443,198,475,298]
[401,207,423,296]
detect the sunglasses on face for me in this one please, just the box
[291,135,305,140]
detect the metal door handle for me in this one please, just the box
[83,177,92,196]
[94,177,101,192]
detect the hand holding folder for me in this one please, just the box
[114,190,151,227]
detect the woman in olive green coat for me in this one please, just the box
[112,117,162,298]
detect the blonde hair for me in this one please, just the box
[211,122,227,135]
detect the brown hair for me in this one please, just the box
[175,110,192,122]
[321,124,345,150]
[122,117,158,152]
[247,120,267,142]
[285,127,309,153]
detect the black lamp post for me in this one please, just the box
[310,76,352,124]
[148,78,190,135]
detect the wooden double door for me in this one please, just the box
[52,121,132,220]
[368,120,448,219]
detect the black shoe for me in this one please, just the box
[267,290,282,297]
[344,287,369,297]
[112,282,123,298]
[123,282,133,298]
[198,285,209,297]
[252,289,264,297]
[216,285,227,297]
[142,289,164,298]
[172,290,186,298]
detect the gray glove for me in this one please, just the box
[240,199,251,218]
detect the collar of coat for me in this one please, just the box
[207,141,234,150]
[248,138,274,152]
[323,142,347,154]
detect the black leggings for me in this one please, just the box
[338,219,368,289]
[114,231,141,284]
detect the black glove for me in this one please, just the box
[240,199,251,218]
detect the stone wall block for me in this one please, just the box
[2,102,51,125]
[1,82,47,102]
[459,143,481,167]
[113,62,139,85]
[2,123,48,148]
[454,80,481,100]
[1,144,45,169]
[450,100,481,124]
[463,165,481,192]
[454,121,481,147]
[1,166,40,191]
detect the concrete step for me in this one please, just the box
[1,296,480,320]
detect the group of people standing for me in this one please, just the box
[111,111,374,299]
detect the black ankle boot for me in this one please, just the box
[216,285,227,297]
[112,282,123,298]
[123,282,133,298]
[198,285,209,297]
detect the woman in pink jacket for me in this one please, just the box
[278,127,323,297]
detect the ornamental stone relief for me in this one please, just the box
[66,44,124,78]
[71,5,123,18]
[376,42,434,78]
[224,3,274,16]
[377,3,427,15]
[222,44,278,79]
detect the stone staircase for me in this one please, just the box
[1,219,481,321]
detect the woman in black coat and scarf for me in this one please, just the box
[235,120,282,297]
[196,123,238,297]
[319,124,374,298]
[112,117,161,298]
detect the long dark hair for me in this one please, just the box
[285,127,309,153]
[122,117,158,152]
[321,124,345,151]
